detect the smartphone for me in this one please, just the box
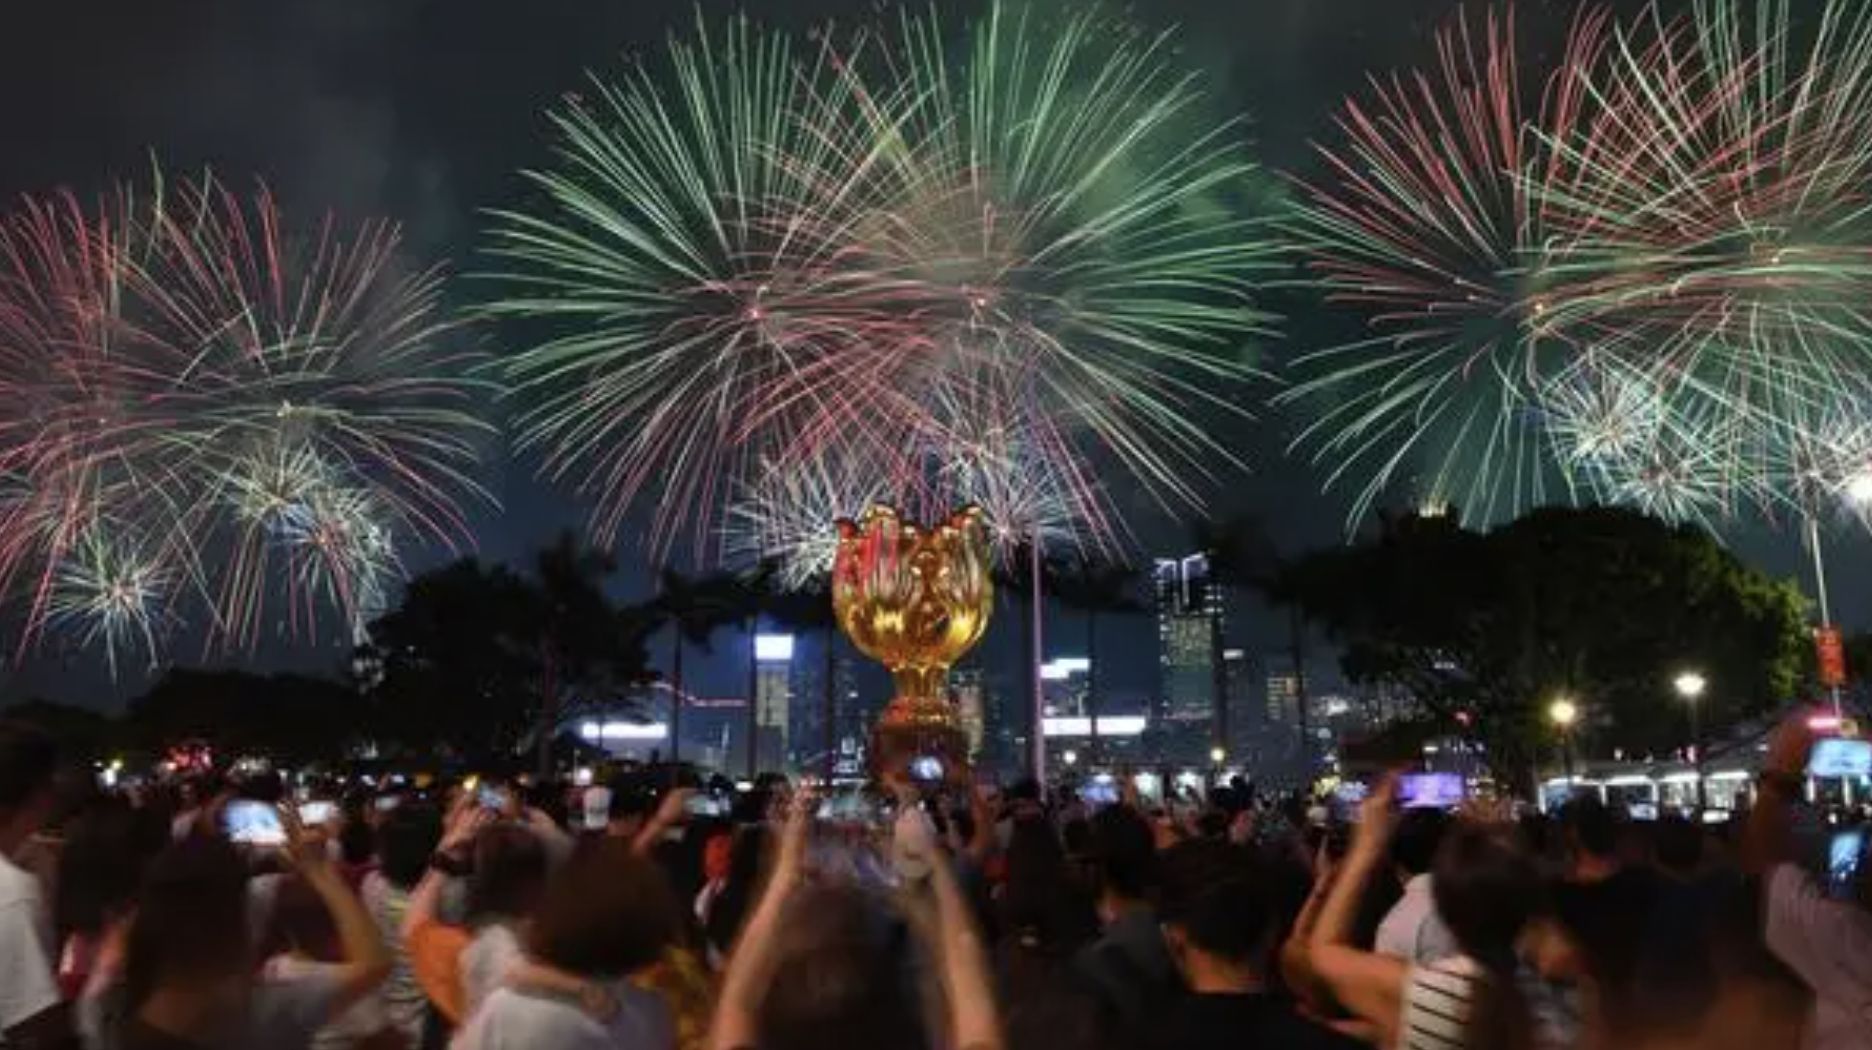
[684,793,723,818]
[1828,830,1866,899]
[908,756,945,784]
[477,784,510,811]
[1398,772,1465,809]
[373,795,401,813]
[1079,776,1120,808]
[297,800,337,825]
[224,800,286,846]
[1809,738,1872,778]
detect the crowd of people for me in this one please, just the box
[1,711,1868,1050]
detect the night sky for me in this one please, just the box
[2,0,1865,708]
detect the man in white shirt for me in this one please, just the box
[1373,808,1459,964]
[0,720,64,1048]
[1748,713,1872,1050]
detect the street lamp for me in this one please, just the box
[1062,749,1079,768]
[1548,697,1579,781]
[1674,671,1708,812]
[1209,746,1227,766]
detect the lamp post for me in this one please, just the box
[1208,746,1226,794]
[1549,697,1579,783]
[1673,671,1708,813]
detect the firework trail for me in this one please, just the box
[484,4,1276,570]
[0,171,495,667]
[1284,6,1613,526]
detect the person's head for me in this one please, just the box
[121,837,254,1016]
[54,795,166,941]
[607,776,656,838]
[264,875,343,962]
[377,803,442,891]
[0,720,59,844]
[755,883,922,1050]
[525,838,677,979]
[1559,796,1619,867]
[468,823,549,923]
[1085,804,1158,911]
[1433,824,1540,969]
[1000,817,1096,954]
[1157,839,1271,985]
[1391,807,1451,879]
[1652,815,1702,876]
[337,806,376,867]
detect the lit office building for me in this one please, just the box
[755,634,794,772]
[952,666,987,761]
[1155,554,1224,763]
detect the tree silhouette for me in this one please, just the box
[1050,558,1144,763]
[652,568,746,763]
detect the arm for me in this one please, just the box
[1744,714,1814,875]
[928,851,1003,1050]
[399,803,485,1025]
[965,786,997,869]
[633,789,695,858]
[286,812,393,1017]
[706,792,811,1050]
[1304,779,1409,1047]
[1279,847,1337,1012]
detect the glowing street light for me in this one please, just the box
[1209,746,1227,766]
[1549,697,1579,780]
[1674,671,1709,812]
[1062,749,1079,767]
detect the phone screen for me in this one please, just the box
[1398,773,1465,809]
[225,801,286,845]
[1828,831,1866,899]
[684,793,723,818]
[1079,776,1120,808]
[374,795,401,813]
[477,784,510,811]
[908,756,945,784]
[1809,738,1872,778]
[297,801,336,825]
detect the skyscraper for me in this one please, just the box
[755,634,794,772]
[1155,554,1223,764]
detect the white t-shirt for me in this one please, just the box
[461,924,523,1020]
[1765,864,1872,1050]
[362,874,426,1044]
[1375,875,1460,965]
[1399,955,1480,1050]
[262,957,387,1050]
[0,851,58,1037]
[453,983,672,1050]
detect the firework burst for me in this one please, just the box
[1284,6,1613,525]
[485,3,1277,569]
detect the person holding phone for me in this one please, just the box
[1745,713,1872,1050]
[81,809,392,1050]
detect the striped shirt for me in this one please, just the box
[1399,956,1481,1050]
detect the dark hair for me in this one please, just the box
[1086,805,1158,903]
[53,796,165,941]
[338,806,376,868]
[468,823,549,922]
[1432,825,1540,1050]
[377,804,442,890]
[120,838,253,1013]
[1560,796,1618,859]
[999,818,1097,955]
[0,720,58,811]
[526,839,677,978]
[1391,808,1451,877]
[1653,815,1702,874]
[263,876,342,962]
[1157,839,1269,964]
[755,884,922,1050]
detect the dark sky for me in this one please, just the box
[1,0,1864,709]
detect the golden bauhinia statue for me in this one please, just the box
[831,505,992,786]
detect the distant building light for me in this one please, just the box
[1042,715,1147,737]
[1223,649,1246,661]
[755,634,796,662]
[587,722,668,741]
[1039,657,1090,681]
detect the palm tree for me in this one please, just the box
[760,569,840,779]
[653,568,744,765]
[1051,558,1145,764]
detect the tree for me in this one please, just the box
[1050,558,1144,762]
[1283,506,1809,787]
[125,669,365,766]
[652,569,746,763]
[2,698,119,761]
[364,538,657,766]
